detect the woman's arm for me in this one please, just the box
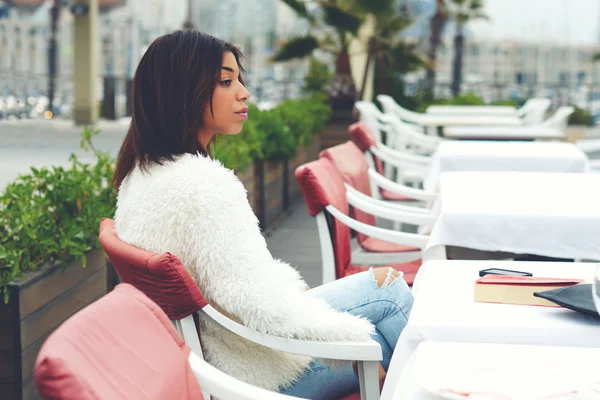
[174,160,373,343]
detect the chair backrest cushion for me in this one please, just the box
[295,158,351,278]
[99,218,208,320]
[319,141,376,243]
[349,122,385,176]
[34,284,204,400]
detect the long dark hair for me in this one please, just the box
[113,31,244,188]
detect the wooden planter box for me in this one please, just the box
[0,249,108,400]
[320,108,355,150]
[254,160,284,230]
[237,165,256,216]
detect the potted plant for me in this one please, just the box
[0,127,117,399]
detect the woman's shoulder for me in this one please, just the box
[120,153,247,209]
[129,153,239,190]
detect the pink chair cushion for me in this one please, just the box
[34,284,204,400]
[99,218,208,320]
[348,121,376,153]
[347,259,422,286]
[295,158,352,279]
[319,141,377,245]
[359,237,419,253]
[349,122,415,202]
[380,189,414,202]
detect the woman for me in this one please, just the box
[113,31,413,399]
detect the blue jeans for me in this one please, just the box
[279,269,414,399]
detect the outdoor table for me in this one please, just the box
[422,172,600,261]
[426,105,517,117]
[423,141,590,191]
[389,341,600,400]
[380,260,600,400]
[443,125,564,141]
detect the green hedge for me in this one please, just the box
[214,93,331,169]
[0,127,116,303]
[0,96,331,301]
[568,106,593,126]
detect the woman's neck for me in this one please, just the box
[198,130,215,151]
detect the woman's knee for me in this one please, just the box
[372,267,401,288]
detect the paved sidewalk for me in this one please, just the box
[264,199,323,288]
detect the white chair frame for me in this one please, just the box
[378,113,441,155]
[377,95,427,130]
[188,351,304,399]
[345,186,436,265]
[173,284,384,400]
[540,106,575,132]
[518,98,551,125]
[316,199,431,285]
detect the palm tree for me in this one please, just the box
[366,12,425,103]
[447,0,488,97]
[274,0,422,106]
[593,53,600,62]
[272,0,365,109]
[425,0,448,101]
[182,0,195,31]
[350,0,424,99]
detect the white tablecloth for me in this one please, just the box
[443,125,564,140]
[423,141,590,191]
[426,105,517,116]
[380,260,600,400]
[423,172,600,261]
[418,115,523,128]
[391,342,600,400]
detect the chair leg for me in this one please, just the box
[357,361,380,400]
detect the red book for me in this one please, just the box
[474,276,584,307]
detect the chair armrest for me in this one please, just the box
[201,305,383,361]
[344,184,429,214]
[188,352,302,399]
[370,146,429,173]
[326,205,429,249]
[377,143,432,166]
[368,169,437,202]
[346,188,437,226]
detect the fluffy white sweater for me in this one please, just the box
[114,153,374,391]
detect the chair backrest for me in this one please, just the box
[349,121,389,199]
[354,101,385,143]
[99,218,208,320]
[295,158,352,280]
[319,141,376,245]
[349,121,383,172]
[99,218,211,400]
[519,98,551,125]
[377,94,420,124]
[541,105,575,131]
[34,284,204,400]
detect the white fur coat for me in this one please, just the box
[114,153,374,391]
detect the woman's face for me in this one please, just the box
[203,51,251,137]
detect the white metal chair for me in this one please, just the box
[377,94,428,132]
[320,141,436,265]
[518,98,552,125]
[349,121,437,204]
[34,283,302,400]
[296,157,433,287]
[540,106,575,132]
[99,219,383,400]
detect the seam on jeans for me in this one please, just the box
[309,365,329,373]
[348,299,410,322]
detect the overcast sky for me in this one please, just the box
[468,0,600,45]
